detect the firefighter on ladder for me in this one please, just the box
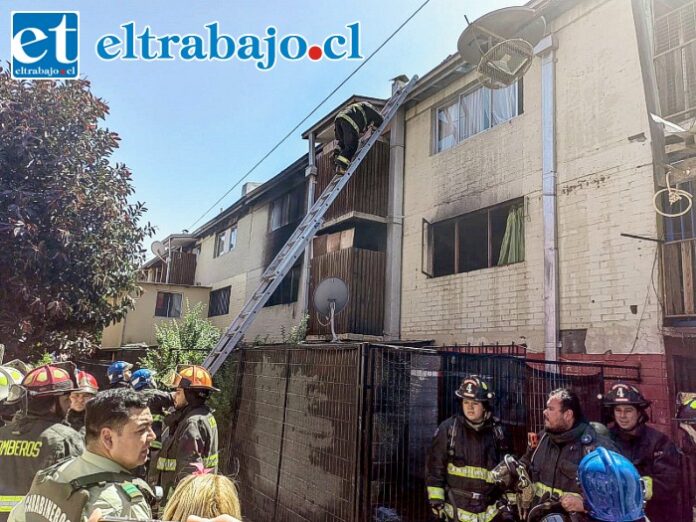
[151,365,219,501]
[426,375,511,522]
[333,101,384,175]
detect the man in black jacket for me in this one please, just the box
[333,101,384,175]
[426,375,510,522]
[602,383,680,522]
[521,388,616,517]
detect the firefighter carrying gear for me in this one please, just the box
[8,450,153,522]
[0,414,84,521]
[150,404,219,500]
[520,421,616,509]
[333,101,384,174]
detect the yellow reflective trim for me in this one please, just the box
[203,453,219,468]
[208,416,217,429]
[533,482,581,500]
[447,463,495,483]
[443,502,499,522]
[149,440,162,449]
[336,112,361,134]
[0,495,24,512]
[642,476,653,500]
[156,457,176,472]
[151,414,164,422]
[427,486,445,501]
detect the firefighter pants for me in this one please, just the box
[334,118,359,168]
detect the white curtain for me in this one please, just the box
[491,82,518,125]
[437,102,459,151]
[460,88,490,140]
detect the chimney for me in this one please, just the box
[242,182,262,197]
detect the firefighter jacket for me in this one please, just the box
[521,421,616,504]
[0,413,84,521]
[335,102,384,135]
[65,409,85,435]
[140,389,173,451]
[151,404,218,499]
[426,414,509,522]
[609,423,681,522]
[8,450,153,522]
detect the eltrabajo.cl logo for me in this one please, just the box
[11,12,79,79]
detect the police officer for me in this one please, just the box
[0,365,84,521]
[107,361,133,389]
[521,388,616,516]
[578,447,646,522]
[333,101,384,175]
[9,388,156,522]
[151,365,219,500]
[65,370,99,434]
[602,382,680,522]
[426,375,510,522]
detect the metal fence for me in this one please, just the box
[222,343,640,522]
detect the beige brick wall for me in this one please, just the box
[401,0,662,354]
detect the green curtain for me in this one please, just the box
[497,205,525,266]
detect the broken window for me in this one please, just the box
[227,225,237,252]
[435,80,522,153]
[422,199,525,277]
[208,286,231,317]
[265,261,301,306]
[155,292,182,318]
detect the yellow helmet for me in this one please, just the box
[172,365,218,392]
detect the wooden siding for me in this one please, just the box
[663,238,696,317]
[316,140,389,221]
[142,252,197,286]
[308,248,385,336]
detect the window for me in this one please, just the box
[422,199,524,277]
[269,186,304,231]
[214,230,226,258]
[227,225,237,252]
[435,81,522,153]
[265,263,301,307]
[155,292,182,318]
[208,286,231,317]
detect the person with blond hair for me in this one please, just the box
[162,473,241,522]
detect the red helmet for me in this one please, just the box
[75,370,99,395]
[22,365,79,397]
[601,383,650,409]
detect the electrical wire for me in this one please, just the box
[189,0,433,230]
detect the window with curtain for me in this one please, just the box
[155,292,182,318]
[435,80,522,153]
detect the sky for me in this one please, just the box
[2,0,519,245]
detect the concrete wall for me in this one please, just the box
[401,0,662,354]
[101,282,211,347]
[195,201,304,343]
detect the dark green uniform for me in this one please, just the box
[64,410,85,435]
[0,414,83,520]
[8,450,153,522]
[151,405,218,498]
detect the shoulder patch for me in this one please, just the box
[120,482,143,500]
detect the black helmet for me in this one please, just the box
[455,375,494,403]
[676,392,696,423]
[601,383,650,409]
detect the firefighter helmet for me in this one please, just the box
[676,392,696,423]
[75,370,99,395]
[601,383,650,409]
[131,368,156,391]
[579,447,645,522]
[172,365,218,392]
[455,375,494,402]
[21,365,78,397]
[0,366,24,402]
[107,361,133,385]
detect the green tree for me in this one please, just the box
[139,300,220,385]
[0,68,154,359]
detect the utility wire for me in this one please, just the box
[189,0,433,230]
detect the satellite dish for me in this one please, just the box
[313,277,349,342]
[151,240,167,261]
[457,7,546,89]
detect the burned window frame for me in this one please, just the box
[208,286,231,317]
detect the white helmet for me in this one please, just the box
[0,366,25,402]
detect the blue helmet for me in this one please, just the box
[107,361,133,385]
[579,447,645,522]
[131,368,156,391]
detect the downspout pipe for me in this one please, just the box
[300,132,317,317]
[535,34,559,361]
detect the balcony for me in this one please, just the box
[141,251,197,286]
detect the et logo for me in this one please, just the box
[11,12,79,80]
